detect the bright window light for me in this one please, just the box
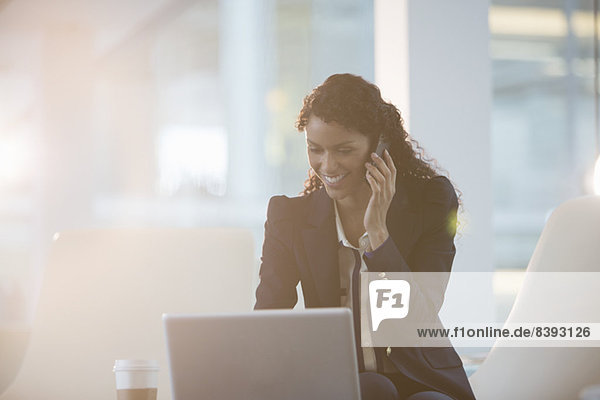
[157,125,228,196]
[0,135,31,186]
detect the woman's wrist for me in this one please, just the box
[368,229,389,251]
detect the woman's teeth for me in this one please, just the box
[323,174,346,184]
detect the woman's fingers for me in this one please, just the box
[383,149,396,195]
[364,148,396,235]
[365,170,381,194]
[365,162,384,183]
[383,149,396,177]
[368,150,396,196]
[370,152,391,178]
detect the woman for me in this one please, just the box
[255,73,475,400]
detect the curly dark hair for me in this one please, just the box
[296,73,461,205]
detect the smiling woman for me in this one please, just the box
[296,74,457,201]
[254,73,475,400]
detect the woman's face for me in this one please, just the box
[305,116,372,201]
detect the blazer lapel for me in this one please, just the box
[301,188,341,307]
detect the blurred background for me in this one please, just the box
[0,0,599,332]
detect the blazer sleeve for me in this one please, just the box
[254,196,300,310]
[363,176,458,318]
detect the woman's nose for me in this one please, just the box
[321,152,338,173]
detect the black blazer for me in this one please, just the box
[255,175,475,400]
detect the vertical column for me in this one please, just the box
[40,24,95,232]
[220,0,267,200]
[375,0,494,324]
[564,0,578,196]
[32,24,95,317]
[374,1,410,126]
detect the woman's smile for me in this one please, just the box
[321,173,348,187]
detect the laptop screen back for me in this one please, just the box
[163,308,360,400]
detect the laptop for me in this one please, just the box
[163,308,361,400]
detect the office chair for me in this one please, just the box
[0,228,255,400]
[469,195,600,400]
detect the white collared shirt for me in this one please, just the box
[333,200,378,372]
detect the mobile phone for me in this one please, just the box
[365,137,390,182]
[374,138,390,158]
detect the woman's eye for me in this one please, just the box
[337,149,352,154]
[308,148,323,154]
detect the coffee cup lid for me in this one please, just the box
[113,359,159,372]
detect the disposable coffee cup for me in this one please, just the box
[113,360,159,400]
